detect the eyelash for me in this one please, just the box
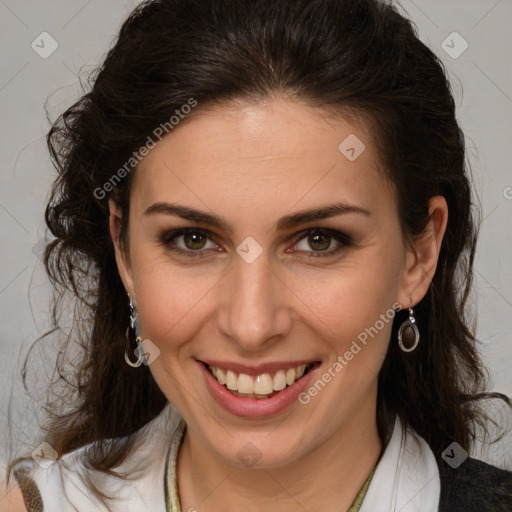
[160,227,352,259]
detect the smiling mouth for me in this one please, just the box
[204,362,315,399]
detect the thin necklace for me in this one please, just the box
[164,418,187,512]
[163,420,380,512]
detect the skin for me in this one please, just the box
[0,482,26,512]
[109,97,448,512]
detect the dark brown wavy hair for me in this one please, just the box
[9,0,511,493]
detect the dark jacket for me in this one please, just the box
[437,456,512,511]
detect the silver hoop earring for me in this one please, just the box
[125,295,144,367]
[398,308,420,352]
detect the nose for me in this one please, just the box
[216,251,293,353]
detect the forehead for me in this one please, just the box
[131,98,395,225]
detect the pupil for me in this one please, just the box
[309,233,330,251]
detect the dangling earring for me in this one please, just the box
[398,308,420,352]
[124,294,144,367]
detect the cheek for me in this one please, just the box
[297,258,401,340]
[130,252,221,353]
[293,254,402,396]
[130,258,219,408]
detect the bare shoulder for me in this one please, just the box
[0,481,28,512]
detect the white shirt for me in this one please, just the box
[17,402,181,511]
[17,403,440,511]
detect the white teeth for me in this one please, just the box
[273,370,287,391]
[285,368,296,385]
[216,368,226,385]
[237,373,254,394]
[208,363,312,397]
[254,374,274,395]
[226,370,238,390]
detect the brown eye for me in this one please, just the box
[293,228,352,258]
[307,233,331,251]
[161,228,219,258]
[183,232,208,250]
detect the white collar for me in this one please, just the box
[361,416,441,511]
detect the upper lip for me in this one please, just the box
[198,359,318,375]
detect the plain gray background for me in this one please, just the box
[1,0,511,475]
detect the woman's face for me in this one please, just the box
[111,97,439,468]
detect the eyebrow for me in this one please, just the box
[143,201,370,232]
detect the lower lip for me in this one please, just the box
[198,361,321,418]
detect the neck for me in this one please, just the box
[176,398,382,512]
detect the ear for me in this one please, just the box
[109,198,135,298]
[396,196,448,308]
